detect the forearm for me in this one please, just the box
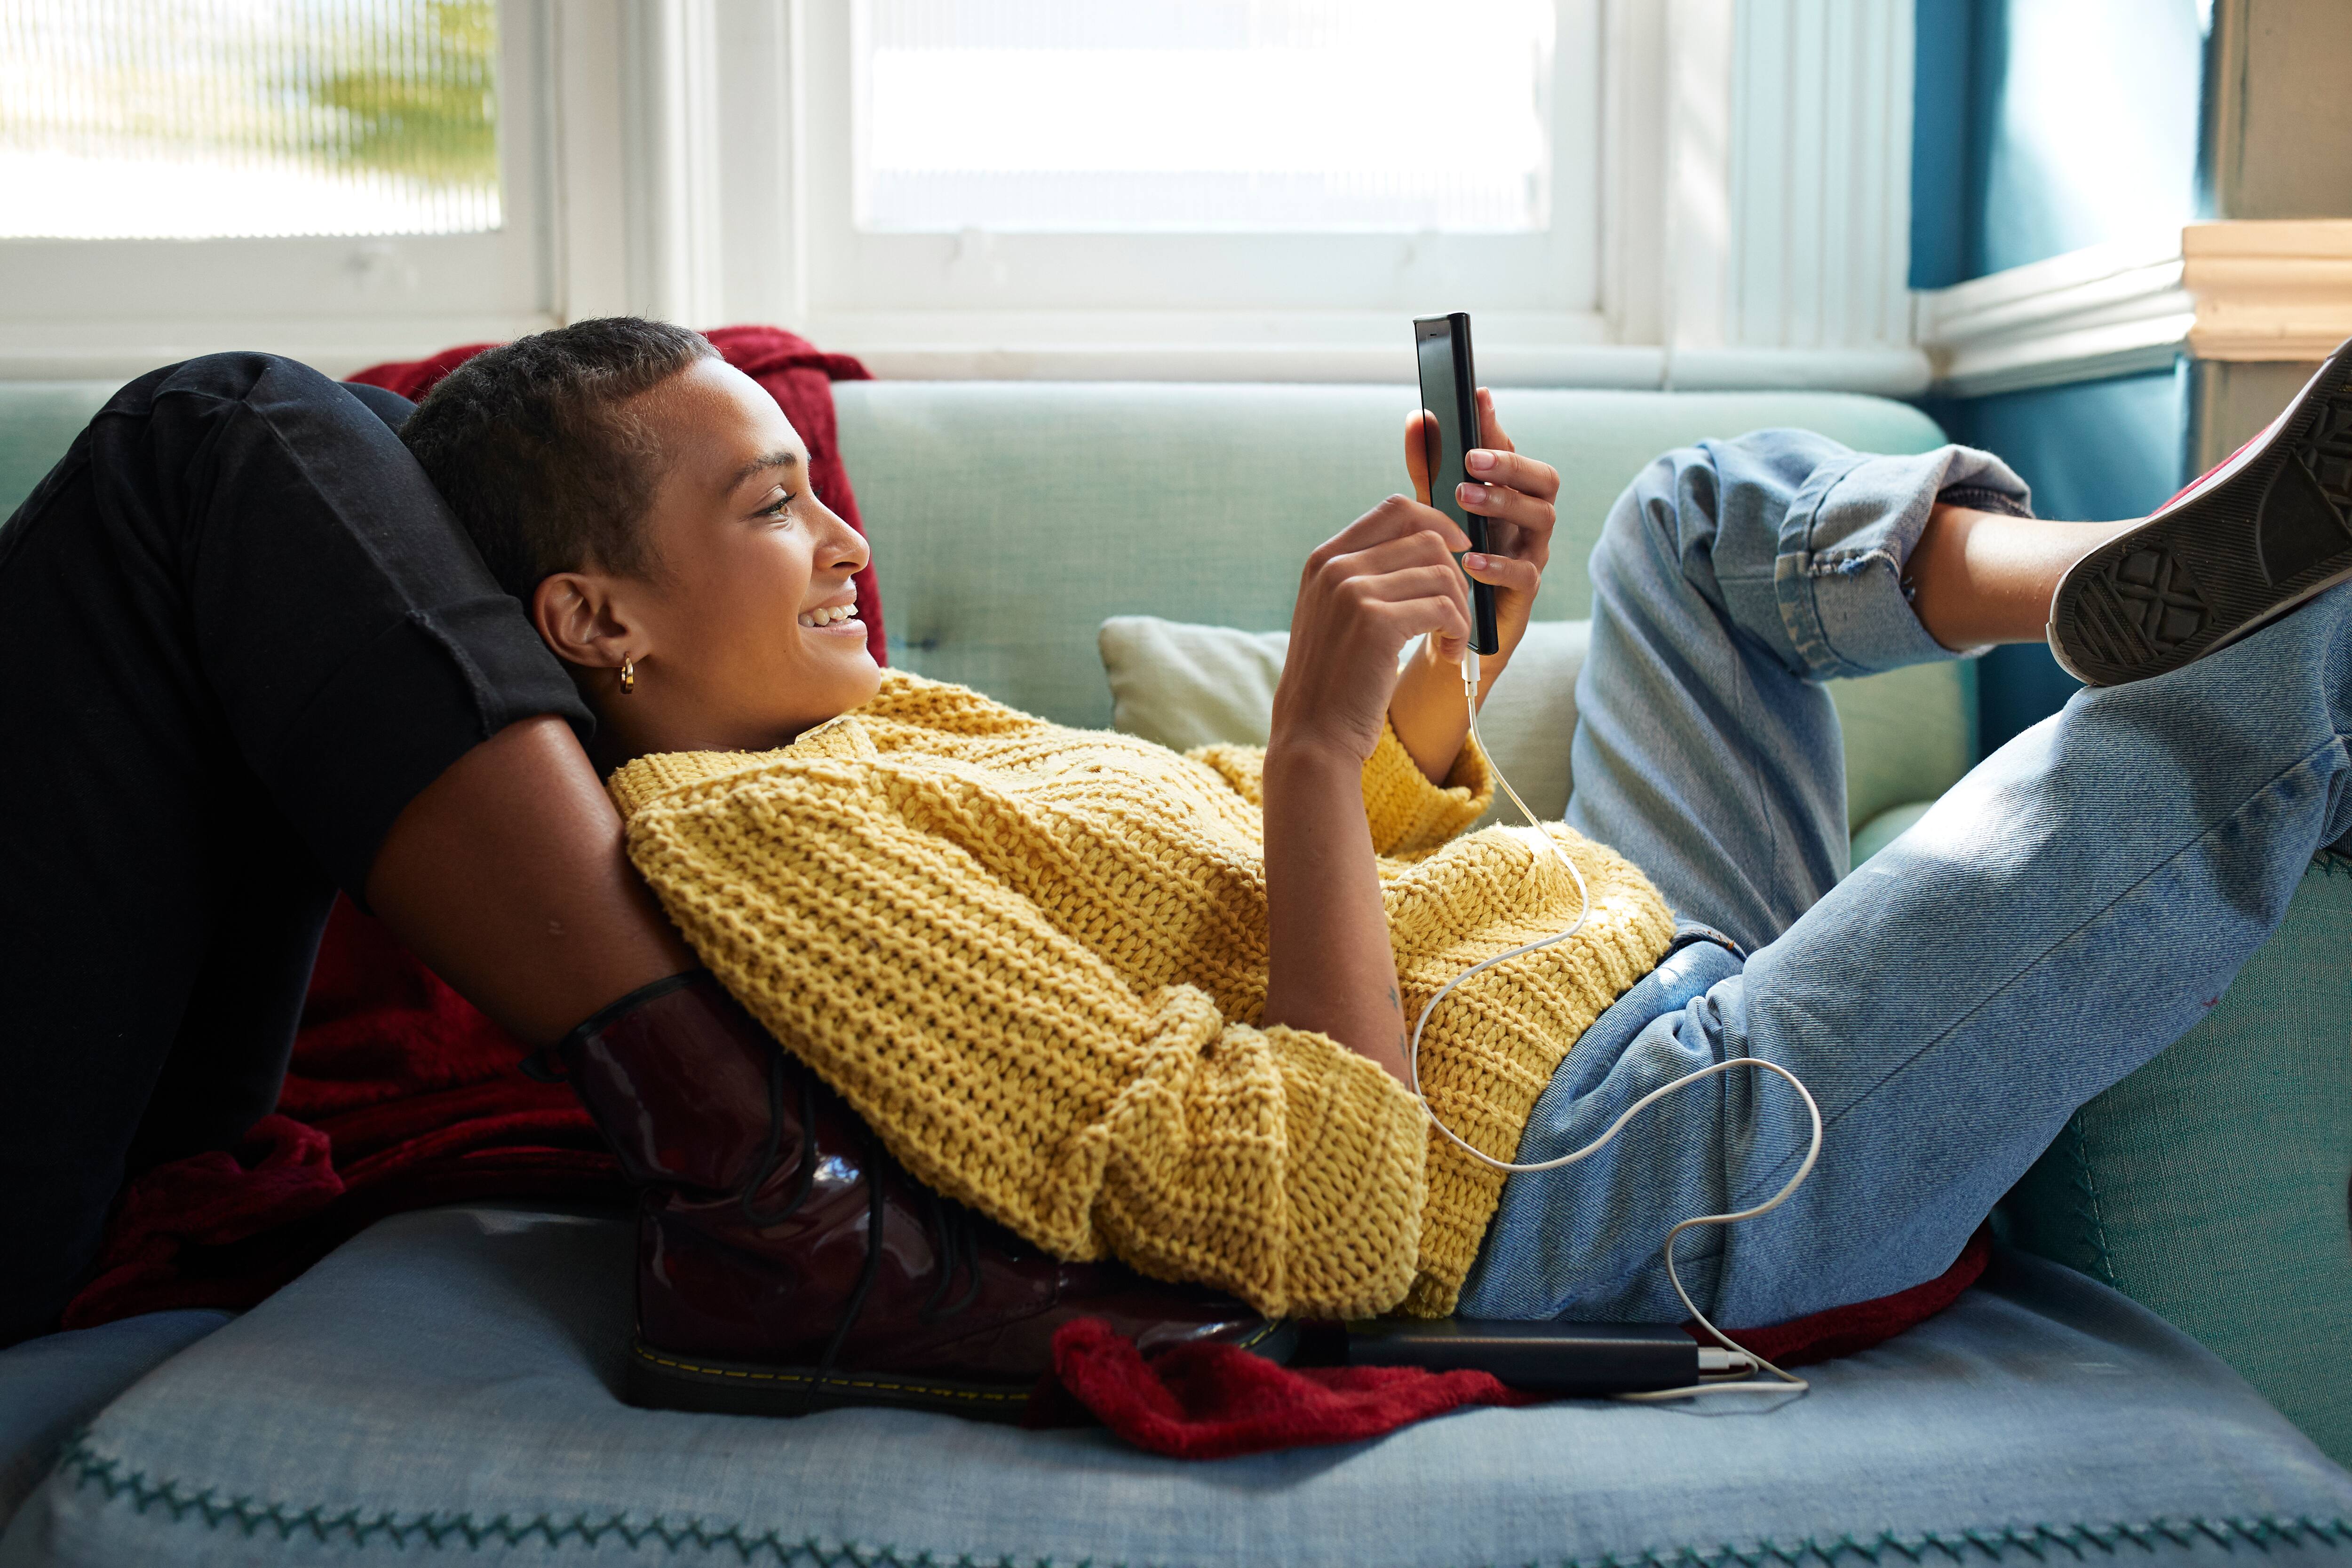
[1386,639,1496,784]
[365,716,698,1044]
[1259,739,1409,1084]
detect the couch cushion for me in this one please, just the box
[0,1310,230,1530]
[837,382,1948,730]
[0,382,117,523]
[8,1205,2348,1567]
[1100,615,1971,833]
[2004,852,2352,1469]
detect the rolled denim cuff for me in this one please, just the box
[1772,445,2034,680]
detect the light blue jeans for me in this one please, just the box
[1461,430,2352,1329]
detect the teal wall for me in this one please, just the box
[1912,0,2206,288]
[1911,0,2205,750]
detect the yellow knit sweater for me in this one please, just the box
[611,671,1676,1319]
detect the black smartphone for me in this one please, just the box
[1414,311,1500,657]
[1347,1316,1722,1396]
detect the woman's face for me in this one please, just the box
[532,356,882,760]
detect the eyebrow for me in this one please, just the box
[726,450,803,492]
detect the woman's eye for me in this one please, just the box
[758,490,799,519]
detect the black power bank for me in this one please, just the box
[1414,311,1502,656]
[1346,1317,1711,1396]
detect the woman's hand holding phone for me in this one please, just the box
[1270,494,1475,770]
[1255,391,1556,1084]
[1390,388,1557,779]
[1403,386,1556,673]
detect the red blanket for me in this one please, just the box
[1040,1227,1994,1459]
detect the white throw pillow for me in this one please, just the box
[1098,615,1587,829]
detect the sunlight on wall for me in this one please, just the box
[1978,0,2203,270]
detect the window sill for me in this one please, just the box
[803,310,1930,393]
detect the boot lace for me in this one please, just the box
[735,1046,984,1369]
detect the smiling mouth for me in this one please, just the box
[799,603,861,629]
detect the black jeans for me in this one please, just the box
[0,354,589,1345]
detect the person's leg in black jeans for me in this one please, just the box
[0,353,691,1345]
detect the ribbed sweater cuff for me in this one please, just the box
[1363,721,1494,856]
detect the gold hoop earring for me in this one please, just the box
[619,656,636,696]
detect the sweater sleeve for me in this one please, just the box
[616,758,1430,1322]
[1188,720,1495,857]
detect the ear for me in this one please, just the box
[531,571,638,673]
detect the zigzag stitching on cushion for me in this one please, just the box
[2057,1113,2122,1287]
[47,1437,2352,1564]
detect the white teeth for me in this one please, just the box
[799,603,861,627]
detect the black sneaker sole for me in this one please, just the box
[624,1318,1299,1422]
[2049,338,2352,687]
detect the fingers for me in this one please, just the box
[1307,495,1469,577]
[1462,443,1560,503]
[1335,555,1469,609]
[1475,387,1515,455]
[1383,593,1473,649]
[1462,550,1542,600]
[1454,475,1556,544]
[1402,410,1434,505]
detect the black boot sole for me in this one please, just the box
[2048,338,2352,687]
[625,1340,1038,1421]
[624,1319,1300,1423]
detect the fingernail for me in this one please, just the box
[1467,450,1495,473]
[1464,553,1486,570]
[1458,482,1488,505]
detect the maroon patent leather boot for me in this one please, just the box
[546,972,1293,1420]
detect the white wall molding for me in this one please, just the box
[546,0,629,322]
[1915,234,2193,397]
[1717,0,1917,360]
[1916,220,2352,397]
[2184,219,2352,362]
[620,0,726,326]
[1593,0,1926,395]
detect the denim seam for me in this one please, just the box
[1772,458,1875,682]
[46,1437,2352,1563]
[1726,734,2352,1212]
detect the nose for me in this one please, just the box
[818,498,869,574]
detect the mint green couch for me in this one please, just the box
[0,375,2344,1514]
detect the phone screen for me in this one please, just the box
[1414,312,1498,653]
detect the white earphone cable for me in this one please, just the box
[1406,642,1821,1401]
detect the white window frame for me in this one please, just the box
[0,0,1930,395]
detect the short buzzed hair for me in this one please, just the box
[400,317,718,601]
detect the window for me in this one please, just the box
[2,0,501,240]
[0,0,555,380]
[857,1,1557,235]
[0,1,1921,390]
[794,0,1605,373]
